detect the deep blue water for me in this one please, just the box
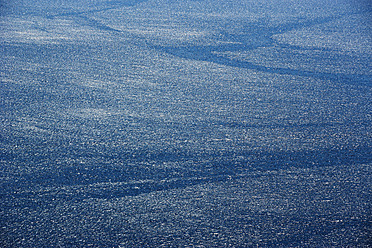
[1,0,371,247]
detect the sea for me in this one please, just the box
[1,0,371,247]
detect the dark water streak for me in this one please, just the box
[45,3,372,86]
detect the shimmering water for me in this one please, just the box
[1,0,371,247]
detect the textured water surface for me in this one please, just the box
[1,0,371,247]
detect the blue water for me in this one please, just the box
[1,0,371,247]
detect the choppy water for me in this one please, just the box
[1,0,371,247]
